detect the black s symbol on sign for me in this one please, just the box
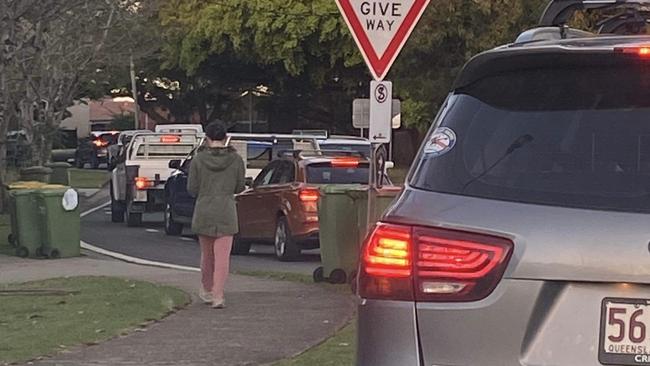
[374,84,388,104]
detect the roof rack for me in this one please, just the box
[540,0,630,26]
[277,149,367,159]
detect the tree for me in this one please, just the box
[155,0,552,133]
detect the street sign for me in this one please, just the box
[352,98,401,129]
[335,0,431,81]
[369,81,392,143]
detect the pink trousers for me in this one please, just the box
[198,235,233,300]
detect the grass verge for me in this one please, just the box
[0,276,189,364]
[273,322,356,366]
[67,169,109,189]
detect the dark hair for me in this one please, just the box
[205,121,227,141]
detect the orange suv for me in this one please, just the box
[235,152,371,261]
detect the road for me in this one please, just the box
[80,191,322,276]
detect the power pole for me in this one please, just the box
[130,53,139,130]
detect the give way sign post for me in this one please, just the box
[334,0,431,81]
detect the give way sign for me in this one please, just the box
[335,0,431,81]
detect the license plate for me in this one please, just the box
[600,298,650,365]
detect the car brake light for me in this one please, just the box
[93,140,108,147]
[615,46,650,57]
[134,177,153,190]
[331,157,360,168]
[160,135,181,143]
[299,188,320,202]
[358,223,513,302]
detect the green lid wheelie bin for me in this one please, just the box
[36,186,81,259]
[314,185,367,284]
[44,162,72,185]
[357,186,403,242]
[7,188,43,258]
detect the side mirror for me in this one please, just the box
[245,177,254,188]
[169,159,182,170]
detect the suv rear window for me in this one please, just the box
[411,61,650,214]
[307,163,369,184]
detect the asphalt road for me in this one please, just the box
[80,192,322,276]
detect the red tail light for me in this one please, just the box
[358,223,513,302]
[134,177,153,190]
[93,139,108,147]
[160,135,181,143]
[615,46,650,57]
[299,188,320,203]
[331,157,360,168]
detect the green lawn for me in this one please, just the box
[0,276,189,364]
[67,169,110,189]
[273,322,356,366]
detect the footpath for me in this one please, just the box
[0,253,355,366]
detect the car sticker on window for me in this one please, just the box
[423,127,457,158]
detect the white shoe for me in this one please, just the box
[199,288,213,304]
[212,298,226,309]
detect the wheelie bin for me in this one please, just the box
[7,184,45,258]
[314,185,368,284]
[44,162,72,185]
[356,186,404,242]
[19,166,53,183]
[35,186,81,258]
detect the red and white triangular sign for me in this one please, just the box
[335,0,430,81]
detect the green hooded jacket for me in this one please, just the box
[187,146,246,237]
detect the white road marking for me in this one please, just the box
[180,237,194,242]
[145,229,159,233]
[80,201,200,272]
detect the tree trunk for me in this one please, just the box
[0,70,8,213]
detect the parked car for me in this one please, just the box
[155,124,204,135]
[236,152,374,261]
[75,131,119,169]
[319,135,371,157]
[163,134,322,240]
[51,128,78,163]
[356,4,650,366]
[110,132,201,226]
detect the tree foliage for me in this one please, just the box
[157,0,550,132]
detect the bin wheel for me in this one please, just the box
[164,203,183,236]
[49,249,61,259]
[329,269,347,285]
[232,236,251,255]
[7,234,16,247]
[16,246,29,258]
[126,210,142,227]
[274,217,300,262]
[313,267,325,283]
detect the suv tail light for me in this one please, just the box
[299,188,320,203]
[358,223,513,302]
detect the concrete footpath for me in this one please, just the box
[0,253,356,366]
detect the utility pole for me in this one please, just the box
[248,90,253,133]
[130,53,139,130]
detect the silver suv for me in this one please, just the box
[356,3,650,366]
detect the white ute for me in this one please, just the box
[110,132,201,226]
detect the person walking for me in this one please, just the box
[187,121,246,309]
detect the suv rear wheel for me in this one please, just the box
[274,217,300,261]
[164,202,183,235]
